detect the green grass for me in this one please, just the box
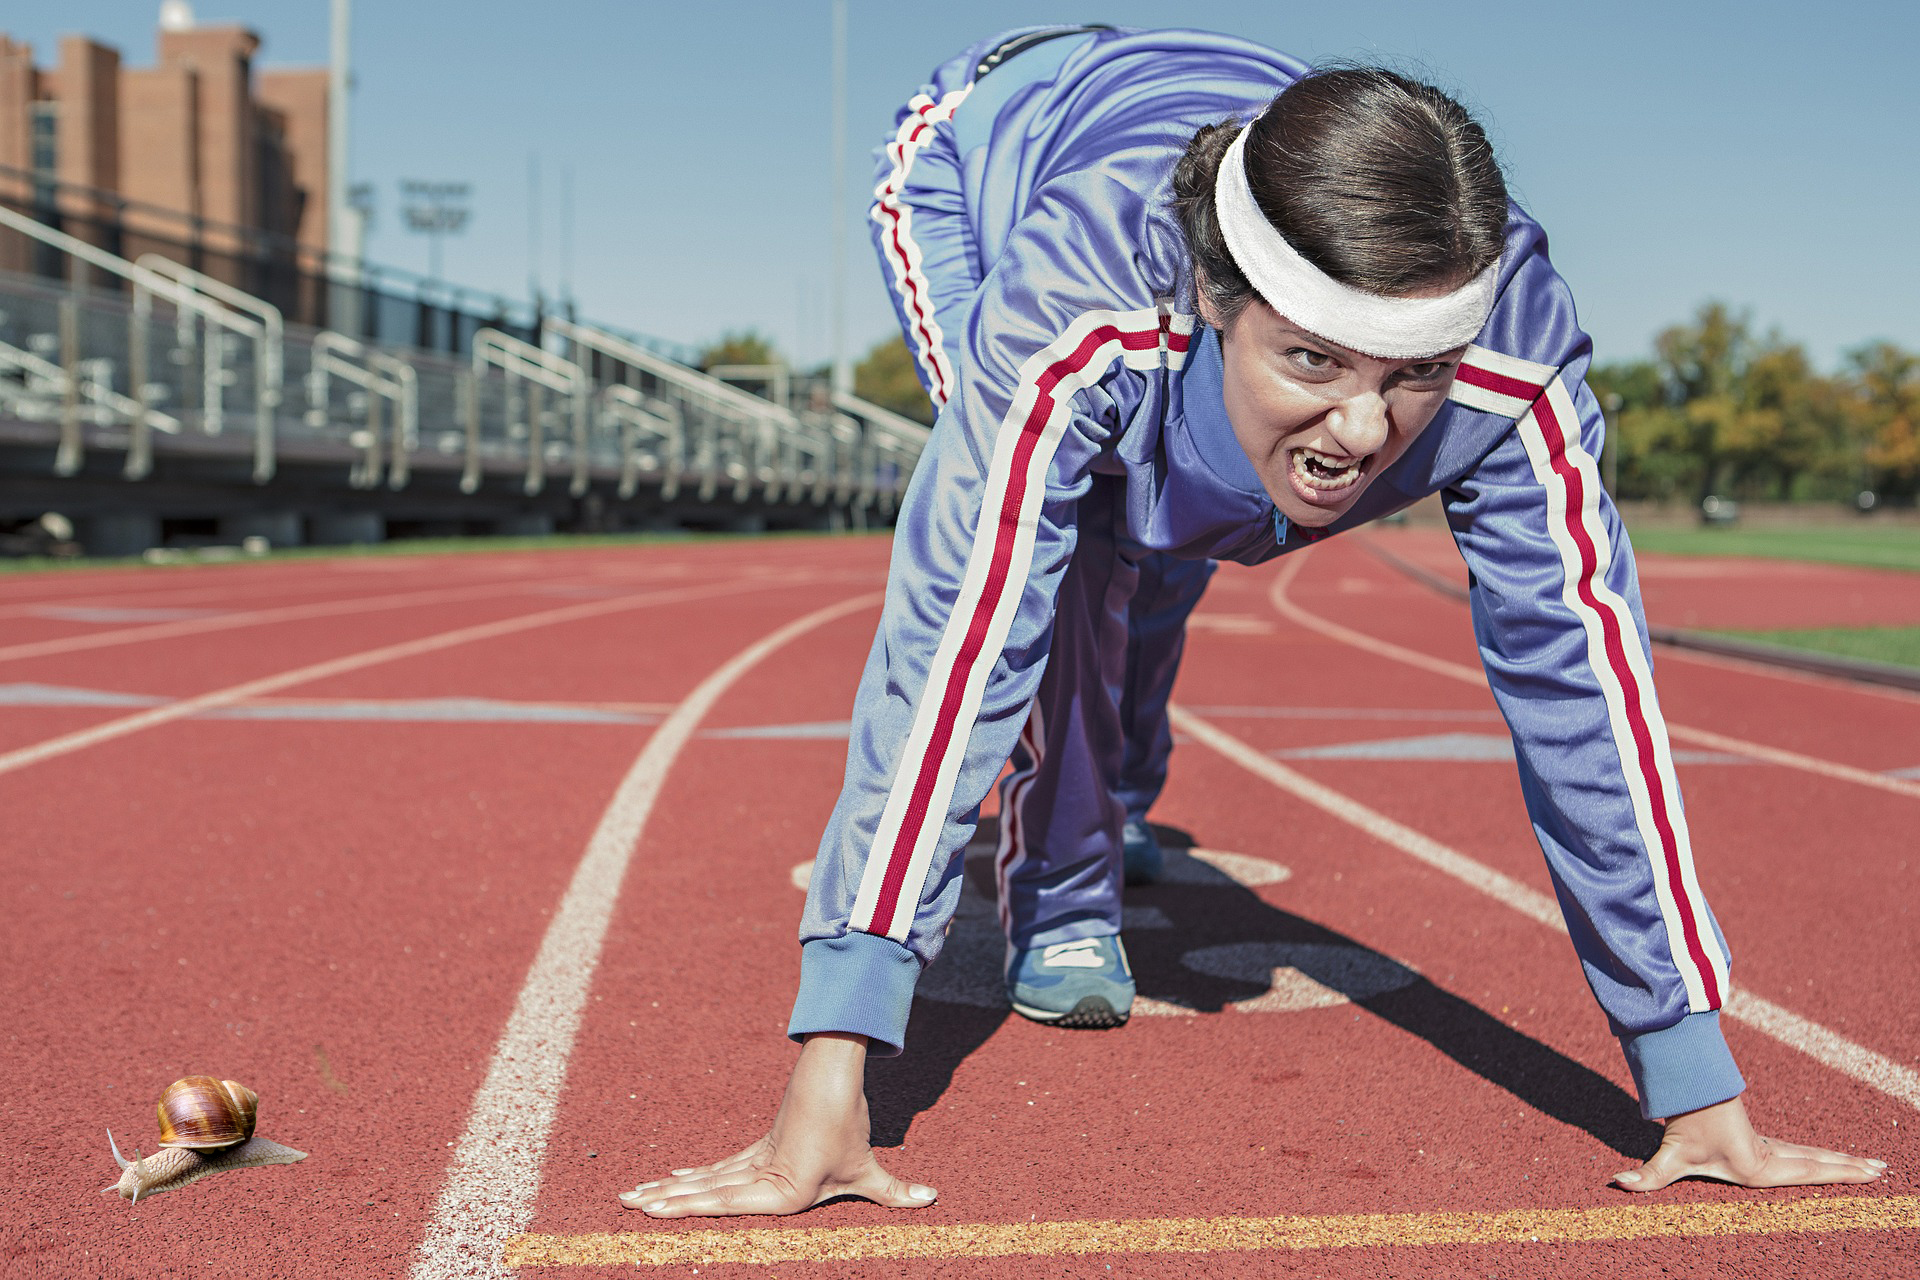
[1627,524,1920,573]
[1710,625,1920,671]
[0,528,887,577]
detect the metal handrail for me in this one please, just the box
[0,204,280,481]
[602,383,683,500]
[309,331,419,490]
[833,392,930,517]
[832,391,932,446]
[136,253,285,418]
[544,316,789,425]
[0,337,182,431]
[469,328,589,496]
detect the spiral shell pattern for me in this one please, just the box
[155,1077,258,1150]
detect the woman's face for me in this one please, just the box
[1212,300,1464,528]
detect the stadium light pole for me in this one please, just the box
[830,0,849,395]
[402,181,471,287]
[327,0,363,332]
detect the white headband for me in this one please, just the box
[1212,126,1498,359]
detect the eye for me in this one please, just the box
[1397,360,1454,386]
[1285,347,1336,374]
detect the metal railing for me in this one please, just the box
[0,204,282,481]
[834,392,930,518]
[467,328,590,497]
[0,214,926,519]
[307,330,419,490]
[0,330,181,456]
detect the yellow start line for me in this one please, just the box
[504,1195,1917,1268]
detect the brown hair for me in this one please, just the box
[1172,67,1509,328]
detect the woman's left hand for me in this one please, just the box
[1613,1095,1888,1191]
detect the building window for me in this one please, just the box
[30,101,58,208]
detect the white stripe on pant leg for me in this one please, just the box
[410,592,881,1280]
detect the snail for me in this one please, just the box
[101,1076,307,1202]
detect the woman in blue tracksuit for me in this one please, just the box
[623,27,1883,1214]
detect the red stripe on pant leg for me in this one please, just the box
[876,118,946,401]
[878,199,944,396]
[1532,395,1721,1007]
[864,324,1138,935]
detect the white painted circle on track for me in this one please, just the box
[1166,847,1291,886]
[787,846,1332,1014]
[1180,942,1419,1011]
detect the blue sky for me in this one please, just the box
[12,2,1918,370]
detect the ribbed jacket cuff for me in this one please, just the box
[1619,1010,1745,1120]
[787,933,921,1057]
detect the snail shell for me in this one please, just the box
[155,1077,257,1150]
[101,1076,304,1203]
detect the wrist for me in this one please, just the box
[1618,1010,1745,1121]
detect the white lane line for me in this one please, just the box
[409,591,882,1280]
[1265,554,1920,802]
[1169,704,1920,1112]
[0,577,792,779]
[0,576,567,665]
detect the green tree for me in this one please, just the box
[1611,303,1837,503]
[853,334,936,426]
[697,330,781,371]
[1589,359,1686,500]
[1844,342,1920,502]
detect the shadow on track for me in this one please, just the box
[867,820,1659,1160]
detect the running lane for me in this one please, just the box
[503,542,1911,1278]
[1264,538,1920,1071]
[0,539,892,1277]
[5,534,1911,1278]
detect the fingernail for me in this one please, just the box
[670,1168,694,1176]
[909,1185,937,1200]
[1869,1159,1888,1169]
[643,1202,666,1213]
[1614,1171,1640,1184]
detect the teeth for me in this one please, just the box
[1291,447,1367,492]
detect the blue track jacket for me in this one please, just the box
[789,27,1743,1121]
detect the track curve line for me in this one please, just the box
[0,578,286,621]
[0,575,571,664]
[409,591,883,1280]
[1266,553,1920,802]
[0,576,791,779]
[1170,704,1920,1113]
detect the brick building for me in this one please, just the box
[0,4,328,269]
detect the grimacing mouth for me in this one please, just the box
[1289,444,1371,493]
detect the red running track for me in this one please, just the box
[0,532,1912,1279]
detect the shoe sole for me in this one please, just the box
[1009,994,1131,1029]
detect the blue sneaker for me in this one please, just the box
[1122,818,1163,886]
[1006,935,1134,1027]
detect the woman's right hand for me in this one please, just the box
[619,1031,939,1217]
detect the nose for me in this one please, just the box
[1327,391,1390,456]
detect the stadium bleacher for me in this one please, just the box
[0,190,926,557]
